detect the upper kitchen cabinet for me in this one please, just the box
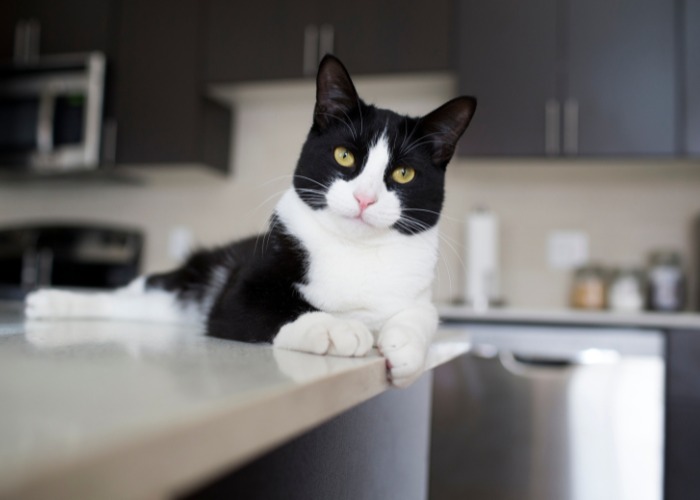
[0,0,115,61]
[321,0,452,76]
[111,0,230,170]
[685,0,700,156]
[565,0,676,156]
[0,0,230,171]
[456,0,559,156]
[457,0,677,157]
[203,0,452,82]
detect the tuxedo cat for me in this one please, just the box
[25,55,476,386]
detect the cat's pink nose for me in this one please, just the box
[354,193,377,213]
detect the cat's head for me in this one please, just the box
[293,55,476,238]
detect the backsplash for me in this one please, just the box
[0,75,698,309]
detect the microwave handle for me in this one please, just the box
[37,90,55,154]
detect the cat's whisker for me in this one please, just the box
[258,173,294,188]
[250,188,291,216]
[401,131,447,157]
[317,111,357,141]
[293,174,332,191]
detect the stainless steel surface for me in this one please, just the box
[545,99,561,155]
[431,324,664,500]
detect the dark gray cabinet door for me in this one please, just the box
[685,0,700,156]
[456,0,559,156]
[4,0,115,57]
[204,0,452,83]
[113,0,230,170]
[204,1,318,82]
[565,0,677,156]
[325,0,452,75]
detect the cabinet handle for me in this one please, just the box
[103,119,118,165]
[545,99,560,156]
[14,19,41,62]
[319,24,335,59]
[303,25,319,76]
[564,99,579,155]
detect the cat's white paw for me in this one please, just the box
[25,289,81,319]
[378,328,426,387]
[274,312,374,357]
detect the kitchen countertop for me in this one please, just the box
[0,302,470,500]
[439,304,700,330]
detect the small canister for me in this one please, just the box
[571,264,607,310]
[608,268,645,312]
[648,251,685,312]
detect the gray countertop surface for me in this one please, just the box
[0,302,469,500]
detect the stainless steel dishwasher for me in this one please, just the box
[430,323,664,500]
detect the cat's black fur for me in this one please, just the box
[146,55,476,344]
[147,222,314,342]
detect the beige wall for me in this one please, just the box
[1,76,698,309]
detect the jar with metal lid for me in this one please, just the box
[608,268,645,312]
[648,251,685,312]
[571,264,607,310]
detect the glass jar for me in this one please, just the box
[571,264,607,310]
[608,268,645,312]
[648,251,685,312]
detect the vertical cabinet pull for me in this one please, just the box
[319,24,335,58]
[564,99,579,155]
[545,99,561,156]
[303,24,336,76]
[13,19,40,63]
[303,25,319,76]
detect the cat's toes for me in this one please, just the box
[378,329,426,387]
[326,319,373,357]
[274,312,373,358]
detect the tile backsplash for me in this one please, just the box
[1,75,698,309]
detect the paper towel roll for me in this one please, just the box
[466,208,500,311]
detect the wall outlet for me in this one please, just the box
[548,230,589,270]
[168,226,194,262]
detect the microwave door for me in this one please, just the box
[0,95,40,167]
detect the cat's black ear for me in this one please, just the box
[419,96,477,167]
[314,55,360,130]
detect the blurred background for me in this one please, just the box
[1,2,699,499]
[0,0,698,312]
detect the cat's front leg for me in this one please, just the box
[273,311,374,358]
[378,303,438,387]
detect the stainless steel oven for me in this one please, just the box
[0,52,105,172]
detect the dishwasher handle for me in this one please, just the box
[470,344,621,375]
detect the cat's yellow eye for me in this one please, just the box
[334,146,355,168]
[391,166,416,184]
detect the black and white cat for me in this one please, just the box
[25,55,476,386]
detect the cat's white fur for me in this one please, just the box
[25,134,439,386]
[273,133,439,385]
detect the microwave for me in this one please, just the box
[0,52,105,172]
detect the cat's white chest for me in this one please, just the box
[276,190,438,330]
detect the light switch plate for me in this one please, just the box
[548,230,589,270]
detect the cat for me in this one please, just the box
[25,55,476,387]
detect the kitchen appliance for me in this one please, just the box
[0,52,105,172]
[430,323,664,500]
[0,224,143,300]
